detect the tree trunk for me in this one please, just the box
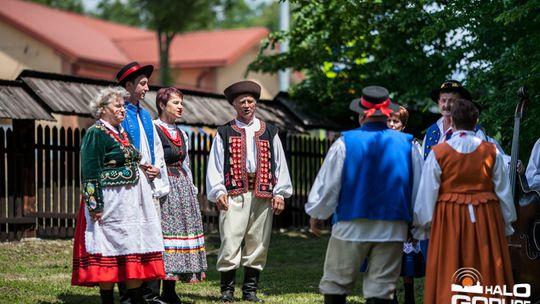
[157,28,175,86]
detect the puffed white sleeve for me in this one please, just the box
[272,134,293,199]
[412,151,441,240]
[152,124,170,198]
[526,139,540,189]
[493,149,517,235]
[206,133,226,202]
[305,138,345,220]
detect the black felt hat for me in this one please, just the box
[116,61,154,86]
[349,86,399,117]
[223,80,261,104]
[430,80,472,102]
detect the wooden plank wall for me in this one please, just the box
[1,125,332,241]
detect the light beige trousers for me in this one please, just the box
[319,236,402,300]
[216,191,273,272]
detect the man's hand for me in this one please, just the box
[271,196,285,215]
[309,218,324,237]
[216,194,229,211]
[144,164,160,181]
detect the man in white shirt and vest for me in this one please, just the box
[306,86,423,304]
[206,80,293,302]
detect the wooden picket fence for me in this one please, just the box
[0,125,332,241]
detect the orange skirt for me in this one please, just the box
[424,200,513,304]
[71,200,165,287]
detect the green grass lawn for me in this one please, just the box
[0,231,424,303]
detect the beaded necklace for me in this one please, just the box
[157,125,183,147]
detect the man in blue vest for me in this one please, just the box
[422,80,488,159]
[116,62,169,304]
[306,86,423,304]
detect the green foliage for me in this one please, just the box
[90,0,142,26]
[250,0,540,160]
[30,0,85,13]
[217,1,280,31]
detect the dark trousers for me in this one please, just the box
[118,280,160,304]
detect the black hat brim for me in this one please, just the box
[118,65,154,86]
[349,98,400,117]
[430,87,472,102]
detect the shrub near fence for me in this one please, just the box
[0,125,334,241]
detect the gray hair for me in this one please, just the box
[89,87,129,118]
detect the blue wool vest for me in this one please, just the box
[423,121,481,160]
[335,122,413,222]
[122,102,155,164]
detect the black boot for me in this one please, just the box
[128,287,147,304]
[241,267,263,303]
[100,289,115,304]
[220,270,236,302]
[404,282,415,304]
[324,294,346,304]
[161,280,181,304]
[366,298,393,304]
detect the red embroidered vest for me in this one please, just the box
[217,120,278,198]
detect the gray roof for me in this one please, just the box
[17,70,308,132]
[0,80,54,120]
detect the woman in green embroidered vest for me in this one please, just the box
[71,87,165,304]
[153,87,207,304]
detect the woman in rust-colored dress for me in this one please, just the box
[413,99,516,304]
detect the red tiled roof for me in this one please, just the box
[115,27,269,68]
[0,0,269,68]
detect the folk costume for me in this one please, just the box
[116,62,169,304]
[413,131,516,304]
[153,119,207,281]
[526,138,540,189]
[206,80,293,302]
[72,120,165,286]
[306,86,423,304]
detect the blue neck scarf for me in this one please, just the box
[122,102,155,164]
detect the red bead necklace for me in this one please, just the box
[158,125,183,147]
[108,130,130,146]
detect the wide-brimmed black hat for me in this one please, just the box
[430,80,472,102]
[224,80,261,104]
[116,62,154,86]
[349,86,400,117]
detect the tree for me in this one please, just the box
[250,1,453,127]
[92,0,239,86]
[90,0,142,26]
[250,0,540,159]
[30,0,85,13]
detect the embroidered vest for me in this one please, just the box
[423,122,481,160]
[81,121,141,212]
[217,120,278,198]
[335,122,413,222]
[122,102,155,164]
[155,126,188,177]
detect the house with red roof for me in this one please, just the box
[0,0,278,98]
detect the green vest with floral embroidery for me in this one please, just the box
[81,122,140,212]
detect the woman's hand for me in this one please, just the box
[89,211,103,222]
